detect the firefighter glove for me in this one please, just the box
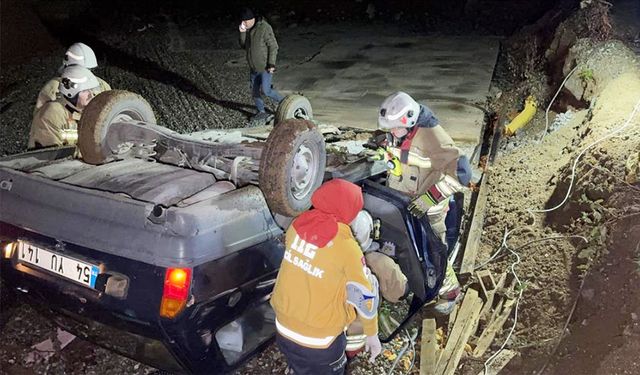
[369,147,388,161]
[407,193,437,218]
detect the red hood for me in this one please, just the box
[292,179,363,247]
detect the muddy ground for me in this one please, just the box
[1,0,640,374]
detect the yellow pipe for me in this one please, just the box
[504,96,537,136]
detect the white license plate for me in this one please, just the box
[17,241,99,288]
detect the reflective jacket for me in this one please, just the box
[28,98,81,149]
[271,224,378,348]
[388,105,470,196]
[270,179,378,349]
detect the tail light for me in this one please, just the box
[160,268,192,319]
[3,242,16,258]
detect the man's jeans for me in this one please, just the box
[250,71,284,113]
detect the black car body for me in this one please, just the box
[0,146,461,373]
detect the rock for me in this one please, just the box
[632,312,638,321]
[581,288,595,300]
[563,39,640,103]
[581,319,588,326]
[625,151,639,184]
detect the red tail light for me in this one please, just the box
[160,268,192,319]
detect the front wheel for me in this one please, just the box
[275,94,313,125]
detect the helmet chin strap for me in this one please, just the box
[64,95,81,113]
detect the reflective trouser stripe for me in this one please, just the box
[275,319,336,348]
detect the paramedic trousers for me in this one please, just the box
[276,333,347,375]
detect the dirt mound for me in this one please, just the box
[479,24,640,374]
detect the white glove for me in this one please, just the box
[239,22,247,32]
[365,335,382,363]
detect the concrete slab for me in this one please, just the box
[278,35,500,151]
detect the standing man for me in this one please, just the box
[34,42,110,114]
[376,91,472,313]
[271,179,382,374]
[238,8,284,123]
[28,65,99,149]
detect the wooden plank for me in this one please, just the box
[478,273,507,323]
[460,170,492,275]
[435,289,482,375]
[476,349,518,375]
[447,303,460,334]
[420,319,438,375]
[473,298,516,358]
[443,297,483,375]
[476,270,496,299]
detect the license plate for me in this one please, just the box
[17,241,99,288]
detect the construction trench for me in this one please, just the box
[1,0,640,374]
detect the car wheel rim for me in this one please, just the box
[108,111,146,155]
[293,107,309,120]
[291,143,317,200]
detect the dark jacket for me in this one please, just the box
[239,17,279,72]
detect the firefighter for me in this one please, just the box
[28,65,99,149]
[376,91,473,313]
[271,179,382,374]
[34,42,110,114]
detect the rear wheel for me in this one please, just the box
[259,119,326,217]
[78,90,156,165]
[275,94,313,125]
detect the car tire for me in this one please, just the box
[259,119,326,217]
[274,94,313,125]
[78,90,156,165]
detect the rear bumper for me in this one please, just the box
[40,303,185,373]
[1,254,185,372]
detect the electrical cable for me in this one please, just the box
[482,228,523,375]
[532,97,640,214]
[404,329,417,374]
[474,235,589,271]
[540,66,579,142]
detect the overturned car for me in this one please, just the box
[0,91,463,373]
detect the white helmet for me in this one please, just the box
[59,65,99,99]
[63,43,98,69]
[351,210,374,251]
[378,91,421,130]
